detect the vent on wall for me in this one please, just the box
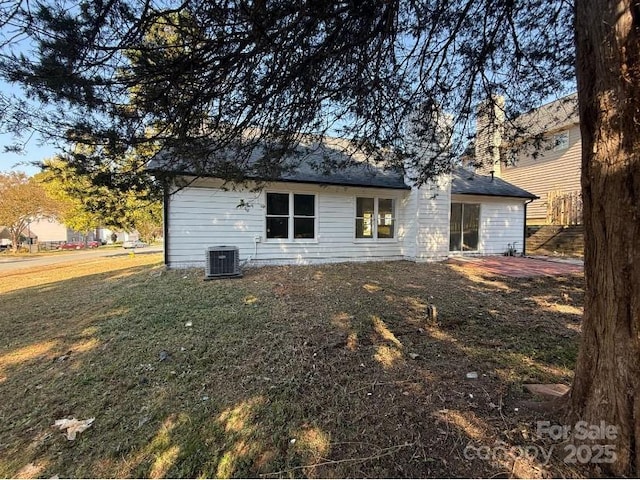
[205,246,241,279]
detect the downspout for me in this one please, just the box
[163,181,170,267]
[522,198,535,256]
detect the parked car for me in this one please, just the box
[87,241,101,248]
[57,242,84,250]
[122,240,148,249]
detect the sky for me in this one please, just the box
[0,27,55,176]
[0,132,56,176]
[0,79,57,176]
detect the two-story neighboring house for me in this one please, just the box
[473,94,581,226]
[500,94,580,226]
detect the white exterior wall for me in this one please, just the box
[413,176,452,261]
[167,178,416,268]
[165,176,527,268]
[450,194,526,255]
[99,228,137,243]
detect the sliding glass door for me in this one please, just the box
[449,203,479,251]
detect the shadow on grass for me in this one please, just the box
[0,258,587,478]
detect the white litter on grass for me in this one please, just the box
[185,321,193,327]
[53,417,95,440]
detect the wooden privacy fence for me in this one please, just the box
[546,190,583,225]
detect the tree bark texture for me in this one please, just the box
[572,0,640,475]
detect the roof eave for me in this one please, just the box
[451,191,539,200]
[147,168,411,190]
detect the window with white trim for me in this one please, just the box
[355,197,395,239]
[266,193,315,240]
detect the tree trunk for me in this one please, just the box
[9,226,22,253]
[571,0,640,475]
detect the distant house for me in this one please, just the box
[27,218,71,242]
[0,226,10,247]
[148,141,536,268]
[0,218,62,246]
[473,94,581,226]
[11,218,135,246]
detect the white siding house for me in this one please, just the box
[450,195,526,254]
[153,157,536,268]
[167,180,412,267]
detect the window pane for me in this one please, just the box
[266,217,288,239]
[267,193,289,215]
[553,132,569,151]
[449,203,462,251]
[377,198,394,238]
[378,219,394,238]
[294,194,315,216]
[378,198,393,216]
[356,217,373,238]
[294,218,315,238]
[462,204,480,251]
[356,197,374,217]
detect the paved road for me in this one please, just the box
[0,246,163,274]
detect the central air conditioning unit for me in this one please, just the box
[204,246,241,279]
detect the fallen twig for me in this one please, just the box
[347,379,413,395]
[261,442,415,477]
[498,393,508,427]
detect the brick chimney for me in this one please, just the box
[474,96,505,177]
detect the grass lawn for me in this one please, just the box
[0,254,587,478]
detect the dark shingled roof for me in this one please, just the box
[451,167,538,199]
[147,144,536,197]
[276,156,409,190]
[511,93,578,136]
[146,143,411,190]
